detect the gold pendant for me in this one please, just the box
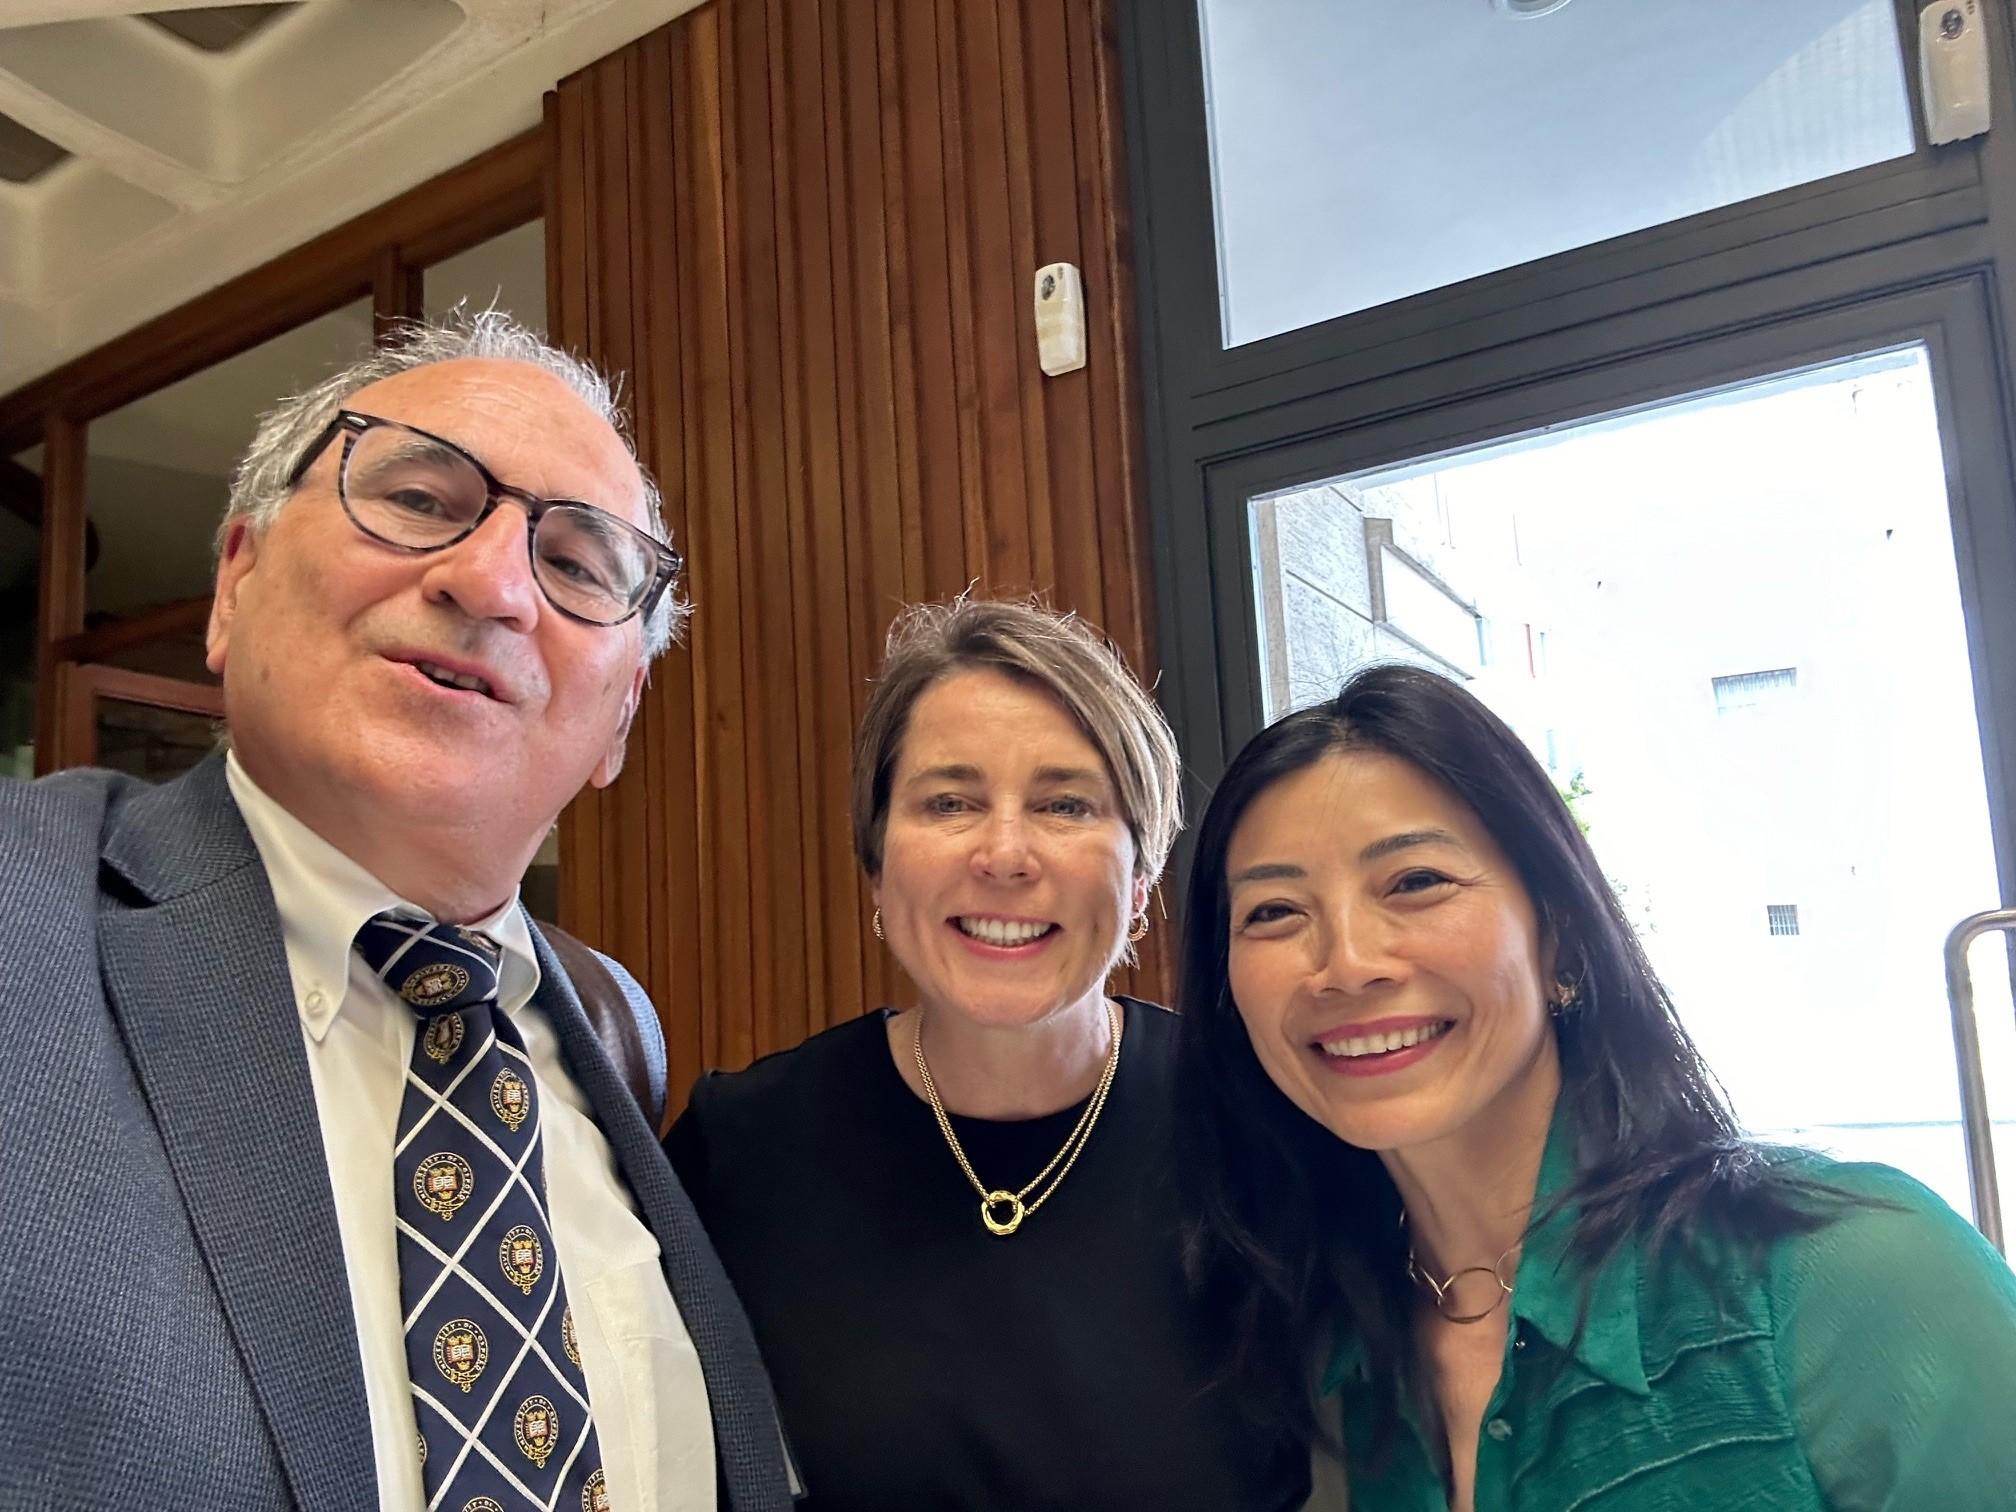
[981,1189,1026,1236]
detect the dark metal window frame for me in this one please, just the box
[1118,0,2016,903]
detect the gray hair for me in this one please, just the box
[220,307,685,660]
[851,595,1183,894]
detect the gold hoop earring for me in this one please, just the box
[1127,913,1149,944]
[872,908,884,940]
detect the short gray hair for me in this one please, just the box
[221,307,685,659]
[851,595,1182,888]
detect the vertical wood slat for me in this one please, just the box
[956,0,1036,594]
[873,0,926,609]
[548,0,1164,1106]
[546,83,605,952]
[820,0,902,1019]
[891,1,963,596]
[685,6,760,1078]
[714,0,789,1066]
[32,414,89,773]
[649,26,705,1112]
[608,49,656,1028]
[1068,0,1170,1001]
[993,0,1056,591]
[760,0,825,1061]
[1024,0,1102,621]
[932,0,990,592]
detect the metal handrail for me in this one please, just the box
[1944,908,2016,1255]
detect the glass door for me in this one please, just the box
[1205,280,2016,1239]
[64,664,223,782]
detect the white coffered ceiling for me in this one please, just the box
[0,0,703,400]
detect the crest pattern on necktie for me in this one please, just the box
[353,911,608,1512]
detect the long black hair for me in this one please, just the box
[1178,664,1839,1451]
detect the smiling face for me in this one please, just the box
[873,668,1149,1030]
[1223,748,1558,1155]
[205,357,650,878]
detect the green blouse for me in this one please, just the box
[1323,1115,2016,1511]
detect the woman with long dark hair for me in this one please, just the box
[1180,663,2016,1511]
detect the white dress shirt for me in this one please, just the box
[226,754,715,1511]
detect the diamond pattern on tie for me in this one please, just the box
[353,911,606,1512]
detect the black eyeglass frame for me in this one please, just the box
[284,408,682,628]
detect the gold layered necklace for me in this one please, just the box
[1406,1237,1519,1324]
[912,1001,1122,1237]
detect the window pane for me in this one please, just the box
[1201,0,1916,345]
[425,219,545,333]
[1246,347,2016,1235]
[85,299,374,623]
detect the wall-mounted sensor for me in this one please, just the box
[1921,2,1990,145]
[1034,262,1086,376]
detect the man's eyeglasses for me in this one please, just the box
[285,409,681,629]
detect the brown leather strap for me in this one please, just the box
[537,921,663,1129]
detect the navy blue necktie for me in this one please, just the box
[353,911,610,1512]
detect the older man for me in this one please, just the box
[0,313,792,1512]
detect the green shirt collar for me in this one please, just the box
[1323,1097,1652,1399]
[1510,1098,1651,1396]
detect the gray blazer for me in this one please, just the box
[0,756,792,1511]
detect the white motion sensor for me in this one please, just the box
[1034,262,1087,377]
[1922,2,1991,146]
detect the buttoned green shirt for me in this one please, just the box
[1324,1115,2016,1511]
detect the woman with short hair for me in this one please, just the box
[668,596,1309,1511]
[1180,662,2016,1511]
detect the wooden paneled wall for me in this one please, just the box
[544,0,1167,1113]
